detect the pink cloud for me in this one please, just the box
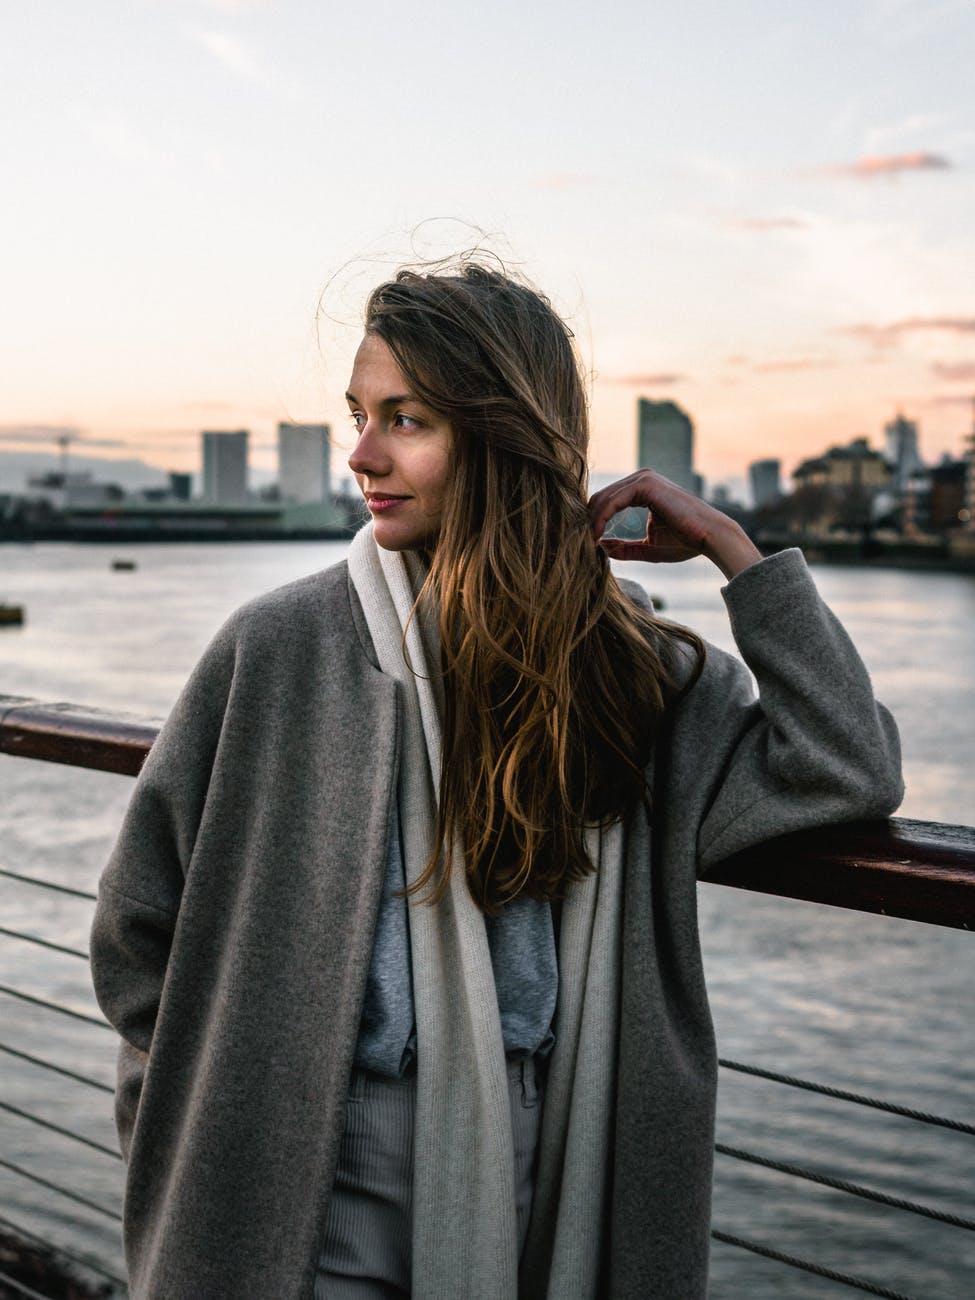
[0,424,132,450]
[604,372,686,386]
[0,423,83,445]
[839,316,975,347]
[753,357,836,373]
[926,394,975,408]
[824,151,951,178]
[932,361,975,381]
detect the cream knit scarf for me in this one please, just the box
[348,523,628,1299]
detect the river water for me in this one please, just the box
[0,541,972,1298]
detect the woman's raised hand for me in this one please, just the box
[588,469,762,581]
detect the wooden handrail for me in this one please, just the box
[0,695,159,776]
[704,819,974,931]
[2,693,974,930]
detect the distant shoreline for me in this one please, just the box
[0,525,355,544]
[2,527,974,575]
[757,536,975,576]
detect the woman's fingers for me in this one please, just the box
[590,470,763,577]
[598,528,702,564]
[588,471,660,540]
[589,470,708,550]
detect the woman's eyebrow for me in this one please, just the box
[345,391,415,407]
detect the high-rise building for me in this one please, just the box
[637,399,698,494]
[884,413,923,492]
[202,430,249,505]
[749,458,782,508]
[278,422,331,504]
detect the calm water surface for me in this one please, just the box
[0,542,972,1297]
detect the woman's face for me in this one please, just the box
[346,333,453,552]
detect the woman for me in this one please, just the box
[90,263,902,1300]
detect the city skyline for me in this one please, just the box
[5,394,971,542]
[3,394,967,508]
[2,1,973,482]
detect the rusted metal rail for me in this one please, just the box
[0,695,159,777]
[2,692,974,931]
[706,818,974,931]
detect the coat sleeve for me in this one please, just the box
[660,549,904,873]
[89,618,238,1156]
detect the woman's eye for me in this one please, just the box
[349,411,365,431]
[393,413,422,430]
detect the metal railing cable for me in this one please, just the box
[0,985,111,1030]
[0,925,88,961]
[715,1142,975,1231]
[0,1042,114,1094]
[0,1158,121,1222]
[719,1057,975,1136]
[0,1214,126,1291]
[710,1228,918,1300]
[712,1059,975,1288]
[0,1100,121,1162]
[0,868,97,902]
[0,1268,53,1300]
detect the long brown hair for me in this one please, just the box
[365,263,704,913]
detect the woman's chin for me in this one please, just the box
[370,517,439,553]
[372,526,431,553]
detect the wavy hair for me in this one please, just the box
[365,263,705,913]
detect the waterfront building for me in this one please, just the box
[929,459,968,531]
[884,413,924,492]
[56,497,354,539]
[901,473,926,538]
[637,398,700,494]
[707,483,748,526]
[942,400,975,561]
[965,399,975,533]
[748,458,781,508]
[202,430,249,505]
[791,438,892,533]
[26,471,125,511]
[793,438,891,494]
[169,472,192,502]
[278,422,331,504]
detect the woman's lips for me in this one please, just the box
[366,495,409,513]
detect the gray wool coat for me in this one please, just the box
[89,548,903,1299]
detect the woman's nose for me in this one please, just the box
[348,425,391,477]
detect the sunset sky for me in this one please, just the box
[3,0,973,494]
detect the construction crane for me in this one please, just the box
[55,431,78,480]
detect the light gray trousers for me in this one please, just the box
[315,1056,544,1299]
